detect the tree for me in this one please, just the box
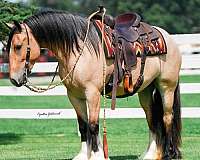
[0,0,37,41]
[113,0,200,33]
[1,0,199,41]
[30,0,79,12]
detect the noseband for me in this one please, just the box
[22,23,31,84]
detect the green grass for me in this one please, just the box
[0,96,73,109]
[0,94,200,109]
[0,75,200,109]
[0,118,199,159]
[180,75,200,83]
[0,79,10,86]
[0,75,199,86]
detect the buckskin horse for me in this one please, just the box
[6,8,181,160]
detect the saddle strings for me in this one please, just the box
[24,10,100,93]
[101,8,109,159]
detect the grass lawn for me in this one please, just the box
[0,75,200,109]
[180,75,200,83]
[0,74,199,86]
[0,118,199,159]
[0,94,200,109]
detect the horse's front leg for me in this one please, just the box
[85,85,105,160]
[68,92,91,160]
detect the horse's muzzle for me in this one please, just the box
[10,78,23,87]
[10,72,28,87]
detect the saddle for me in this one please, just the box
[114,13,159,43]
[92,10,166,109]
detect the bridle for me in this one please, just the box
[20,9,99,93]
[22,23,31,84]
[21,23,59,91]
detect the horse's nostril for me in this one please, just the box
[10,78,22,87]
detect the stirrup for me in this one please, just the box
[123,74,133,93]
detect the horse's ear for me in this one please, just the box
[3,22,14,30]
[13,20,22,32]
[2,41,7,46]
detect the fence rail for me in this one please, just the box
[0,108,200,119]
[1,54,200,75]
[0,34,200,119]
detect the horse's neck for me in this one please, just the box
[55,49,81,73]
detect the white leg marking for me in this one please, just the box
[73,142,91,160]
[139,130,157,160]
[89,134,110,160]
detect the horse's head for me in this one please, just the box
[6,21,40,87]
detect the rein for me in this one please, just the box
[23,10,100,93]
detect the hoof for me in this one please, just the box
[89,151,110,160]
[140,140,157,160]
[73,152,89,160]
[143,154,156,160]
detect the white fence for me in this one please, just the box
[1,108,200,119]
[0,34,200,119]
[1,54,200,75]
[181,54,200,75]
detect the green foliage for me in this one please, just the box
[0,0,200,42]
[30,0,199,34]
[0,0,37,41]
[113,0,200,34]
[30,0,79,12]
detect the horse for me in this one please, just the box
[6,10,182,160]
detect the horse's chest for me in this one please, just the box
[63,81,86,98]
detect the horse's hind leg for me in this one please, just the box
[138,84,158,159]
[68,92,91,160]
[158,82,182,159]
[160,87,174,159]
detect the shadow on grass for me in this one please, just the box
[63,155,138,160]
[110,155,138,160]
[0,133,21,145]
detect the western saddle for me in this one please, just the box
[92,8,166,109]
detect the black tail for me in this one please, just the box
[151,83,182,159]
[171,83,182,158]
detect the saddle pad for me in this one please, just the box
[93,20,114,58]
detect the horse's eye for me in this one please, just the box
[15,45,22,50]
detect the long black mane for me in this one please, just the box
[8,10,100,55]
